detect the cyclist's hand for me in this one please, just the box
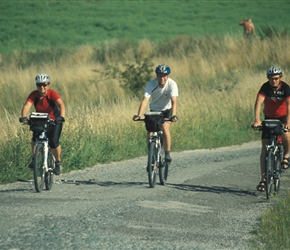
[252,122,262,129]
[171,115,178,122]
[133,115,141,121]
[56,116,65,123]
[283,124,290,132]
[19,116,28,124]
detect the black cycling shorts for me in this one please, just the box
[32,122,63,149]
[150,109,172,119]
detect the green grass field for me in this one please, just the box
[1,0,290,54]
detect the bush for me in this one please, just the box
[104,57,153,98]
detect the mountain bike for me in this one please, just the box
[253,119,286,199]
[28,112,56,192]
[137,112,171,188]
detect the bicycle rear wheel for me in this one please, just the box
[147,142,157,188]
[45,151,54,190]
[34,143,45,192]
[265,150,274,199]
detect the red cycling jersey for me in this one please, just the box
[26,89,61,120]
[258,81,290,118]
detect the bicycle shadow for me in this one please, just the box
[167,183,257,196]
[60,179,147,187]
[0,188,30,193]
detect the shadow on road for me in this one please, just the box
[61,179,147,187]
[168,183,257,196]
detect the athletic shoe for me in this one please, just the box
[165,153,172,163]
[54,161,61,175]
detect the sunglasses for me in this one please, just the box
[269,76,280,80]
[36,83,49,87]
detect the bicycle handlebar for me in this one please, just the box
[251,124,288,133]
[135,117,174,122]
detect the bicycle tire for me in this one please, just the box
[274,145,283,193]
[265,150,274,199]
[159,161,169,186]
[34,143,45,192]
[147,141,157,188]
[45,151,54,190]
[164,163,169,182]
[159,154,165,185]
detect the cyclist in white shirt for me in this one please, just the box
[133,64,179,162]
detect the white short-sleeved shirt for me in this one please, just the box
[144,78,178,111]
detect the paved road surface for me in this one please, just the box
[1,141,290,250]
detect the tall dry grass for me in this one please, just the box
[1,34,290,181]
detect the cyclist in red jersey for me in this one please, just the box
[19,73,66,175]
[253,67,290,191]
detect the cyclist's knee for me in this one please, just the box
[49,142,59,149]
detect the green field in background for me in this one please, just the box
[1,0,290,54]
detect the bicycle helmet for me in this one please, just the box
[266,67,282,77]
[155,64,171,75]
[35,73,50,83]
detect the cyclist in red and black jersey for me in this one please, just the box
[19,73,66,175]
[253,67,290,191]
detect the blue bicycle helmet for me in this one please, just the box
[155,64,171,75]
[266,67,282,77]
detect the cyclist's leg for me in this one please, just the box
[260,138,269,181]
[162,122,171,152]
[259,127,270,189]
[48,123,63,175]
[28,134,37,168]
[48,122,62,162]
[281,131,290,169]
[161,109,172,162]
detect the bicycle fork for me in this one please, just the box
[43,142,49,171]
[265,144,280,177]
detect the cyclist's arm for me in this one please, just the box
[285,97,290,129]
[253,94,265,127]
[55,98,66,118]
[21,101,33,117]
[134,96,149,120]
[171,96,177,117]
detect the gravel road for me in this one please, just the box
[1,141,290,250]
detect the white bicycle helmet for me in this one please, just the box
[266,67,282,77]
[35,73,51,83]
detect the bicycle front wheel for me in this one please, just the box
[34,143,45,192]
[274,146,283,193]
[265,150,274,199]
[45,151,54,190]
[147,142,157,188]
[159,155,165,185]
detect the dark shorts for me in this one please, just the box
[150,109,172,119]
[32,122,63,148]
[262,116,286,139]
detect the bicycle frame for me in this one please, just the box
[29,112,55,192]
[35,132,50,172]
[148,131,162,156]
[254,119,285,199]
[136,112,171,188]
